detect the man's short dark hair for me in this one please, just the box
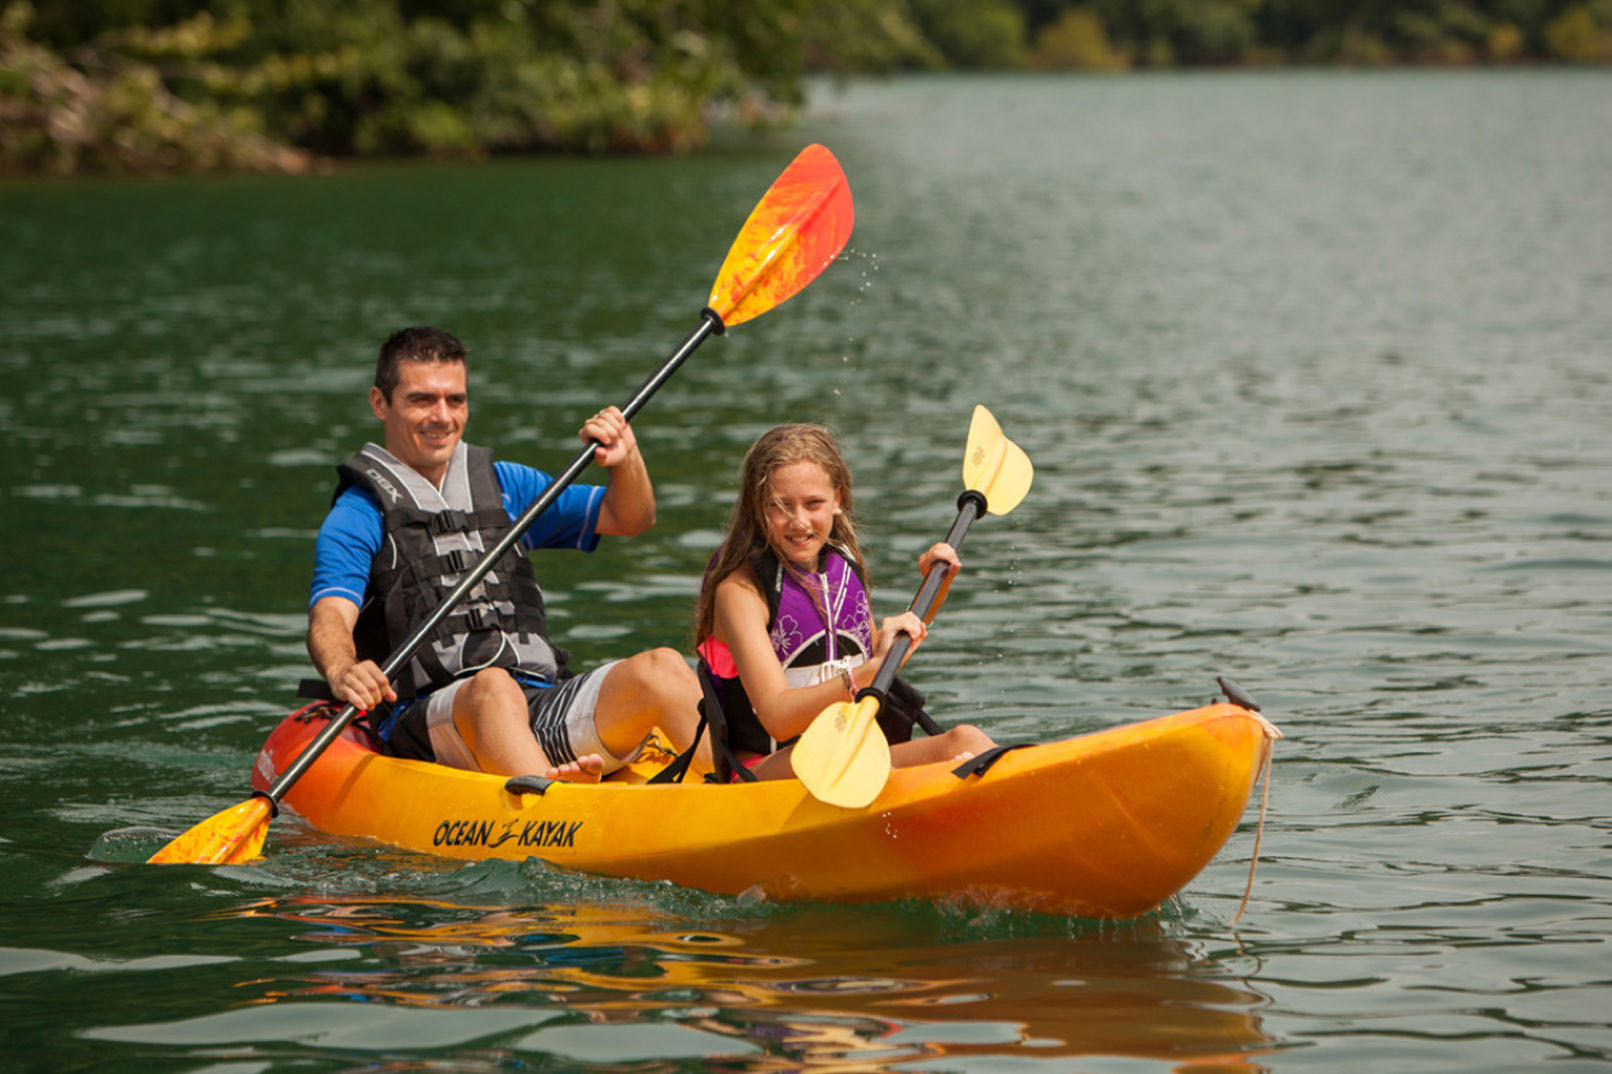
[375,326,467,401]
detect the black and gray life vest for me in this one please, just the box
[336,441,561,699]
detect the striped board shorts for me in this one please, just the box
[389,660,645,773]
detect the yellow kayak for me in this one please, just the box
[251,698,1275,918]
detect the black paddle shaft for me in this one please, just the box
[858,488,988,705]
[262,309,726,805]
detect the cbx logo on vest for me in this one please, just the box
[364,467,403,504]
[432,817,583,849]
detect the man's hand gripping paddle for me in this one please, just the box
[148,145,854,865]
[791,406,1032,809]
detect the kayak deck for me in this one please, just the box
[252,701,1274,918]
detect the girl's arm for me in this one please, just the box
[714,569,928,743]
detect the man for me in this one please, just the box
[307,325,704,782]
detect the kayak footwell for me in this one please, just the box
[251,702,1275,918]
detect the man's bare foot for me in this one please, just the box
[544,754,606,784]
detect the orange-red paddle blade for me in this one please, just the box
[707,144,854,327]
[147,796,271,865]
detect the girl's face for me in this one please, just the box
[764,460,842,568]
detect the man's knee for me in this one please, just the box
[460,668,523,720]
[621,647,695,690]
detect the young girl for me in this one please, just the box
[693,424,995,781]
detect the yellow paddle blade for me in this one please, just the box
[963,405,1034,516]
[707,144,854,327]
[793,697,892,808]
[147,797,271,865]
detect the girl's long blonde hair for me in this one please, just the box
[693,423,870,644]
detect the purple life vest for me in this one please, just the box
[696,545,872,757]
[766,547,874,682]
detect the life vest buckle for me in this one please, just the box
[429,510,470,536]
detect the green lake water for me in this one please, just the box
[2,70,1609,1071]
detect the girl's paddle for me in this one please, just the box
[792,406,1032,808]
[149,144,854,865]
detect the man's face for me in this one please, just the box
[370,360,468,485]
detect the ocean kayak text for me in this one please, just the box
[432,817,582,849]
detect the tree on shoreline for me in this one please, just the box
[4,0,1609,177]
[2,0,810,175]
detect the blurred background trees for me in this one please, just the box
[4,0,1610,175]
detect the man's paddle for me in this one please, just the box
[791,406,1032,809]
[149,144,854,865]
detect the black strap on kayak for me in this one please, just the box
[647,703,758,785]
[647,713,702,784]
[649,664,757,785]
[951,742,1035,780]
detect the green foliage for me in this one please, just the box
[801,0,941,72]
[909,0,1028,67]
[2,0,807,173]
[1487,20,1524,59]
[1031,6,1126,69]
[1544,2,1612,59]
[0,2,307,174]
[4,0,1611,176]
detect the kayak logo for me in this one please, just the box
[365,467,403,504]
[432,817,583,849]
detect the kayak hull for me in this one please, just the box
[251,702,1271,918]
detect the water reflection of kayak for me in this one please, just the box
[251,694,1275,918]
[247,895,1278,1068]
